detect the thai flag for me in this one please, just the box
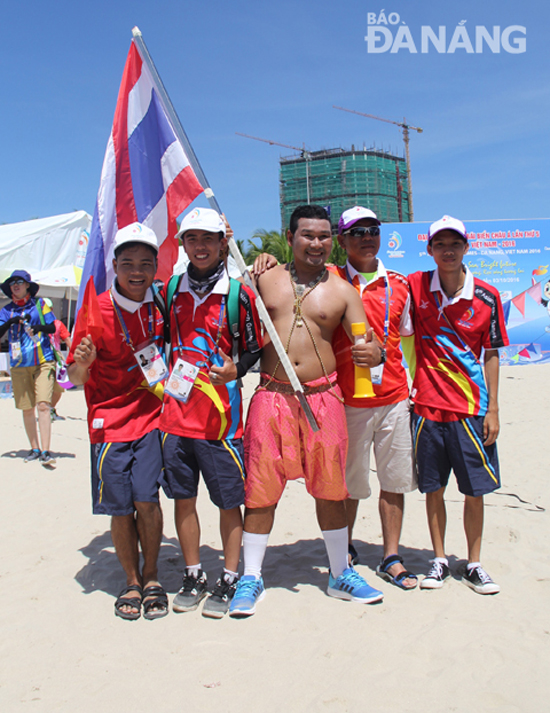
[78,40,203,309]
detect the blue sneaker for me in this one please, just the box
[327,567,384,604]
[229,575,265,617]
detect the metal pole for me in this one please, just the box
[303,146,311,204]
[131,27,319,431]
[402,120,414,221]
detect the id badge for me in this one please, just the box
[165,358,200,403]
[10,340,22,361]
[370,363,384,386]
[134,342,168,387]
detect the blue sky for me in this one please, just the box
[0,1,547,244]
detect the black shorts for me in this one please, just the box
[162,433,245,510]
[412,414,501,497]
[90,429,162,516]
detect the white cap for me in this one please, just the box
[176,208,226,240]
[428,215,467,243]
[113,222,159,253]
[338,206,381,233]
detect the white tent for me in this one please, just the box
[0,210,91,299]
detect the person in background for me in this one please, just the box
[43,297,72,421]
[0,270,57,466]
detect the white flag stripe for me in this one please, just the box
[96,134,118,261]
[127,65,153,139]
[161,140,190,189]
[144,194,168,246]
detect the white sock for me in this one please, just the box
[186,564,201,578]
[322,526,349,579]
[467,561,481,572]
[223,568,239,584]
[434,557,449,566]
[242,532,269,579]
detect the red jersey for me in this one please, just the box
[408,268,509,421]
[331,261,412,408]
[159,271,262,441]
[67,284,165,444]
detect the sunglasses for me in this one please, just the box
[9,279,28,286]
[343,226,380,238]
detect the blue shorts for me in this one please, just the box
[412,414,501,497]
[90,429,163,516]
[162,434,245,510]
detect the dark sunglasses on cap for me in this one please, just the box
[9,279,28,286]
[343,226,380,238]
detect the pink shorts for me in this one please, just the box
[244,373,349,508]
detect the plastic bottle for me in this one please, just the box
[23,316,40,344]
[351,322,375,398]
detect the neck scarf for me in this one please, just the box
[13,294,31,307]
[187,261,225,295]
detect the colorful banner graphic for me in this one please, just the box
[383,218,550,365]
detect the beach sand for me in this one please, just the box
[0,365,548,712]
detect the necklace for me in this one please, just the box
[443,280,465,299]
[442,267,465,299]
[289,261,326,327]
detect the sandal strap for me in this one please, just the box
[143,596,168,612]
[118,584,143,597]
[393,570,418,583]
[143,585,168,613]
[115,596,141,608]
[380,554,403,572]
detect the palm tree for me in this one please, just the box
[246,230,292,265]
[328,240,347,267]
[234,238,247,257]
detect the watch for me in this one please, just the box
[379,347,387,365]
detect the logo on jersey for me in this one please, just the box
[458,307,475,328]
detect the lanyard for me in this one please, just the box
[110,291,154,352]
[172,293,226,361]
[345,265,391,346]
[432,289,477,360]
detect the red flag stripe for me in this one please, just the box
[112,43,141,229]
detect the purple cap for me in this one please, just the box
[338,206,381,233]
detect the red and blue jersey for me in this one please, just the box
[0,297,56,367]
[331,260,412,408]
[408,268,509,421]
[67,283,165,444]
[159,270,262,441]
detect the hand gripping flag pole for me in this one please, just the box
[132,27,319,431]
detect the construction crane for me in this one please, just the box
[333,105,423,221]
[235,132,312,204]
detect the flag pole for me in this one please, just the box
[131,27,319,431]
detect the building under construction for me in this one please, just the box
[279,147,410,231]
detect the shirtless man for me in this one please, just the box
[229,205,384,617]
